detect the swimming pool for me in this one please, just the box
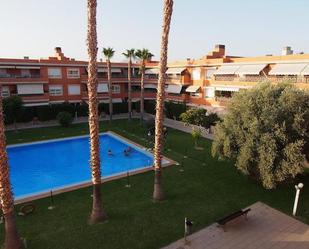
[7,132,161,200]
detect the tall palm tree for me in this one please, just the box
[87,0,107,224]
[103,47,115,122]
[0,85,24,249]
[135,49,153,122]
[153,0,174,201]
[122,49,136,120]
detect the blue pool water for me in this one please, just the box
[7,133,154,199]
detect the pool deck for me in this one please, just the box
[162,202,309,249]
[14,131,176,205]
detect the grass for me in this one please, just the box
[1,119,309,249]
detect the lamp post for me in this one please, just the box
[293,183,304,216]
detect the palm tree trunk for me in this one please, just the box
[128,59,132,120]
[0,86,23,249]
[153,0,174,201]
[140,66,145,122]
[87,0,107,224]
[107,60,113,122]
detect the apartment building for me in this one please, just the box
[0,46,308,113]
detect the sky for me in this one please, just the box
[1,0,309,62]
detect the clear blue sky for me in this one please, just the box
[1,0,309,62]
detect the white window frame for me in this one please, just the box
[48,68,62,79]
[1,86,10,97]
[204,87,215,98]
[67,68,80,79]
[68,85,81,95]
[49,85,63,96]
[111,84,120,93]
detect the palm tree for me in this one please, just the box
[87,0,107,223]
[135,49,153,122]
[0,86,24,249]
[122,49,136,120]
[103,47,115,122]
[153,0,174,201]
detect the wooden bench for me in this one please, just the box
[216,208,251,231]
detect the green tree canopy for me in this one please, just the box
[2,95,23,126]
[212,83,309,189]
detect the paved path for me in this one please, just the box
[162,202,309,249]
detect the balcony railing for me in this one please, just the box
[214,75,309,83]
[0,74,41,79]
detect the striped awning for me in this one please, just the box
[16,66,40,70]
[185,85,200,93]
[236,64,267,75]
[215,86,239,92]
[269,63,307,75]
[213,65,241,75]
[100,98,122,103]
[98,68,122,73]
[144,84,157,89]
[301,64,309,75]
[145,68,159,74]
[166,84,182,94]
[166,67,186,75]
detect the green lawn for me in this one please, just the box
[1,119,308,249]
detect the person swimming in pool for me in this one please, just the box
[124,147,132,156]
[108,149,113,156]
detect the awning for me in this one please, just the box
[98,83,108,93]
[185,85,200,93]
[100,98,122,103]
[301,64,309,75]
[144,84,157,89]
[16,66,40,70]
[215,86,239,92]
[0,66,15,69]
[166,84,182,94]
[236,64,267,75]
[166,67,186,75]
[145,68,159,74]
[131,98,140,102]
[213,65,240,75]
[17,84,44,95]
[24,102,49,107]
[98,68,122,73]
[269,63,307,75]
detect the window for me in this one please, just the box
[205,87,215,98]
[205,68,216,79]
[192,69,200,80]
[68,85,80,95]
[49,85,63,96]
[48,68,62,78]
[17,84,44,95]
[0,69,7,77]
[21,69,31,77]
[67,68,80,78]
[1,86,10,97]
[112,84,120,93]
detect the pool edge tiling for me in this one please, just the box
[11,131,175,205]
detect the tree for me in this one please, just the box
[191,128,202,148]
[87,0,107,223]
[212,83,309,189]
[57,111,73,127]
[123,49,136,120]
[135,49,153,122]
[3,95,23,131]
[103,47,115,122]
[0,87,24,248]
[180,108,207,127]
[153,0,174,201]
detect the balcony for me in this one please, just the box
[165,93,189,102]
[213,75,309,84]
[0,74,46,84]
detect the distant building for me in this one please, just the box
[0,46,308,114]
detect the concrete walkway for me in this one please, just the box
[162,202,309,249]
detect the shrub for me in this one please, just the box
[57,111,73,127]
[165,101,187,120]
[77,102,88,117]
[204,113,221,129]
[16,107,35,123]
[180,108,207,126]
[37,105,55,121]
[2,95,23,125]
[191,128,202,147]
[212,83,309,189]
[145,100,156,114]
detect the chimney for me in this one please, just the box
[214,44,225,56]
[23,56,29,59]
[55,47,62,54]
[282,46,293,56]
